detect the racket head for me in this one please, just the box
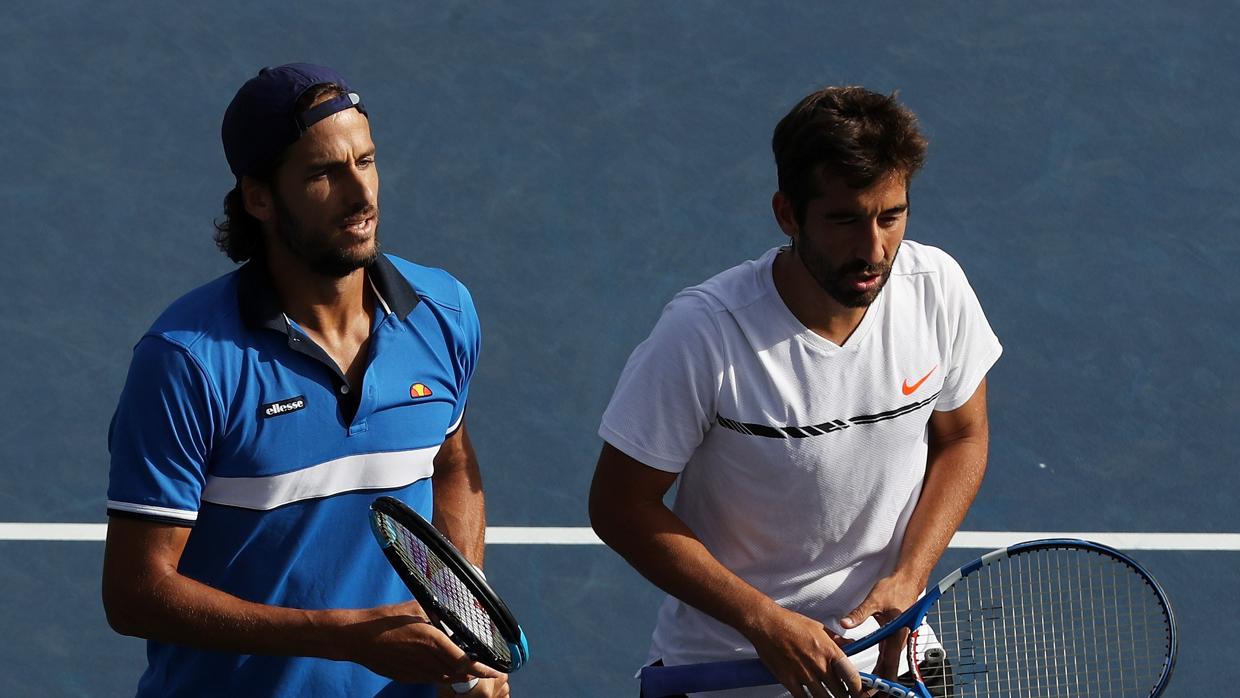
[368,496,529,673]
[902,538,1177,697]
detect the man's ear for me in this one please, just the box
[772,191,800,239]
[240,176,274,223]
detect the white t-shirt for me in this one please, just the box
[599,241,1001,695]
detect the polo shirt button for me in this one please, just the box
[339,385,350,394]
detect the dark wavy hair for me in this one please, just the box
[772,86,928,225]
[213,83,349,263]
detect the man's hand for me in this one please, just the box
[341,601,503,685]
[742,601,862,697]
[438,675,510,697]
[839,573,923,685]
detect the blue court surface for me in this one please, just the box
[1,2,1236,695]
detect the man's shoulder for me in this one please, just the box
[679,246,781,314]
[891,239,963,277]
[890,240,977,299]
[382,253,470,313]
[144,269,245,352]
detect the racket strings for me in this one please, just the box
[909,548,1172,697]
[376,513,511,665]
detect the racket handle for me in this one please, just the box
[639,658,773,695]
[451,678,479,694]
[860,672,920,697]
[638,660,922,697]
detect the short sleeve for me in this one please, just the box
[447,280,481,433]
[107,336,220,525]
[934,254,1002,411]
[598,292,724,473]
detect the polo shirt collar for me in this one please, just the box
[238,254,420,331]
[368,253,420,320]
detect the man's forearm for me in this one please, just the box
[892,433,988,589]
[592,493,778,634]
[433,464,487,568]
[104,561,378,660]
[431,421,487,568]
[890,377,992,590]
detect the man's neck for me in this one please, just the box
[265,252,372,340]
[264,250,378,390]
[771,247,868,346]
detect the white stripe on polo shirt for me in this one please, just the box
[106,501,199,522]
[200,446,438,511]
[445,410,464,435]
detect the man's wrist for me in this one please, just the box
[888,560,934,593]
[306,607,368,663]
[732,596,785,641]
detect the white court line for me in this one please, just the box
[1,523,1239,550]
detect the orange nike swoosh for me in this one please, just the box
[901,366,938,396]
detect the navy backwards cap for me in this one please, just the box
[221,63,368,179]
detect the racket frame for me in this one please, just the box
[369,495,529,673]
[639,538,1177,697]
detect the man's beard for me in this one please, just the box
[273,196,381,278]
[796,240,895,308]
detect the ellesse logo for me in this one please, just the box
[261,395,307,418]
[410,383,433,399]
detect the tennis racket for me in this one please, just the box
[369,495,530,674]
[640,539,1176,697]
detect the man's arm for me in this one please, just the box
[840,378,990,678]
[101,517,500,685]
[428,420,512,697]
[589,444,862,698]
[431,420,485,568]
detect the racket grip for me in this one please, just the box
[451,678,479,694]
[639,658,774,696]
[860,672,919,697]
[639,661,922,698]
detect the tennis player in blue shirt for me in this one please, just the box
[103,64,508,698]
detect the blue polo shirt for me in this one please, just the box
[107,254,480,697]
